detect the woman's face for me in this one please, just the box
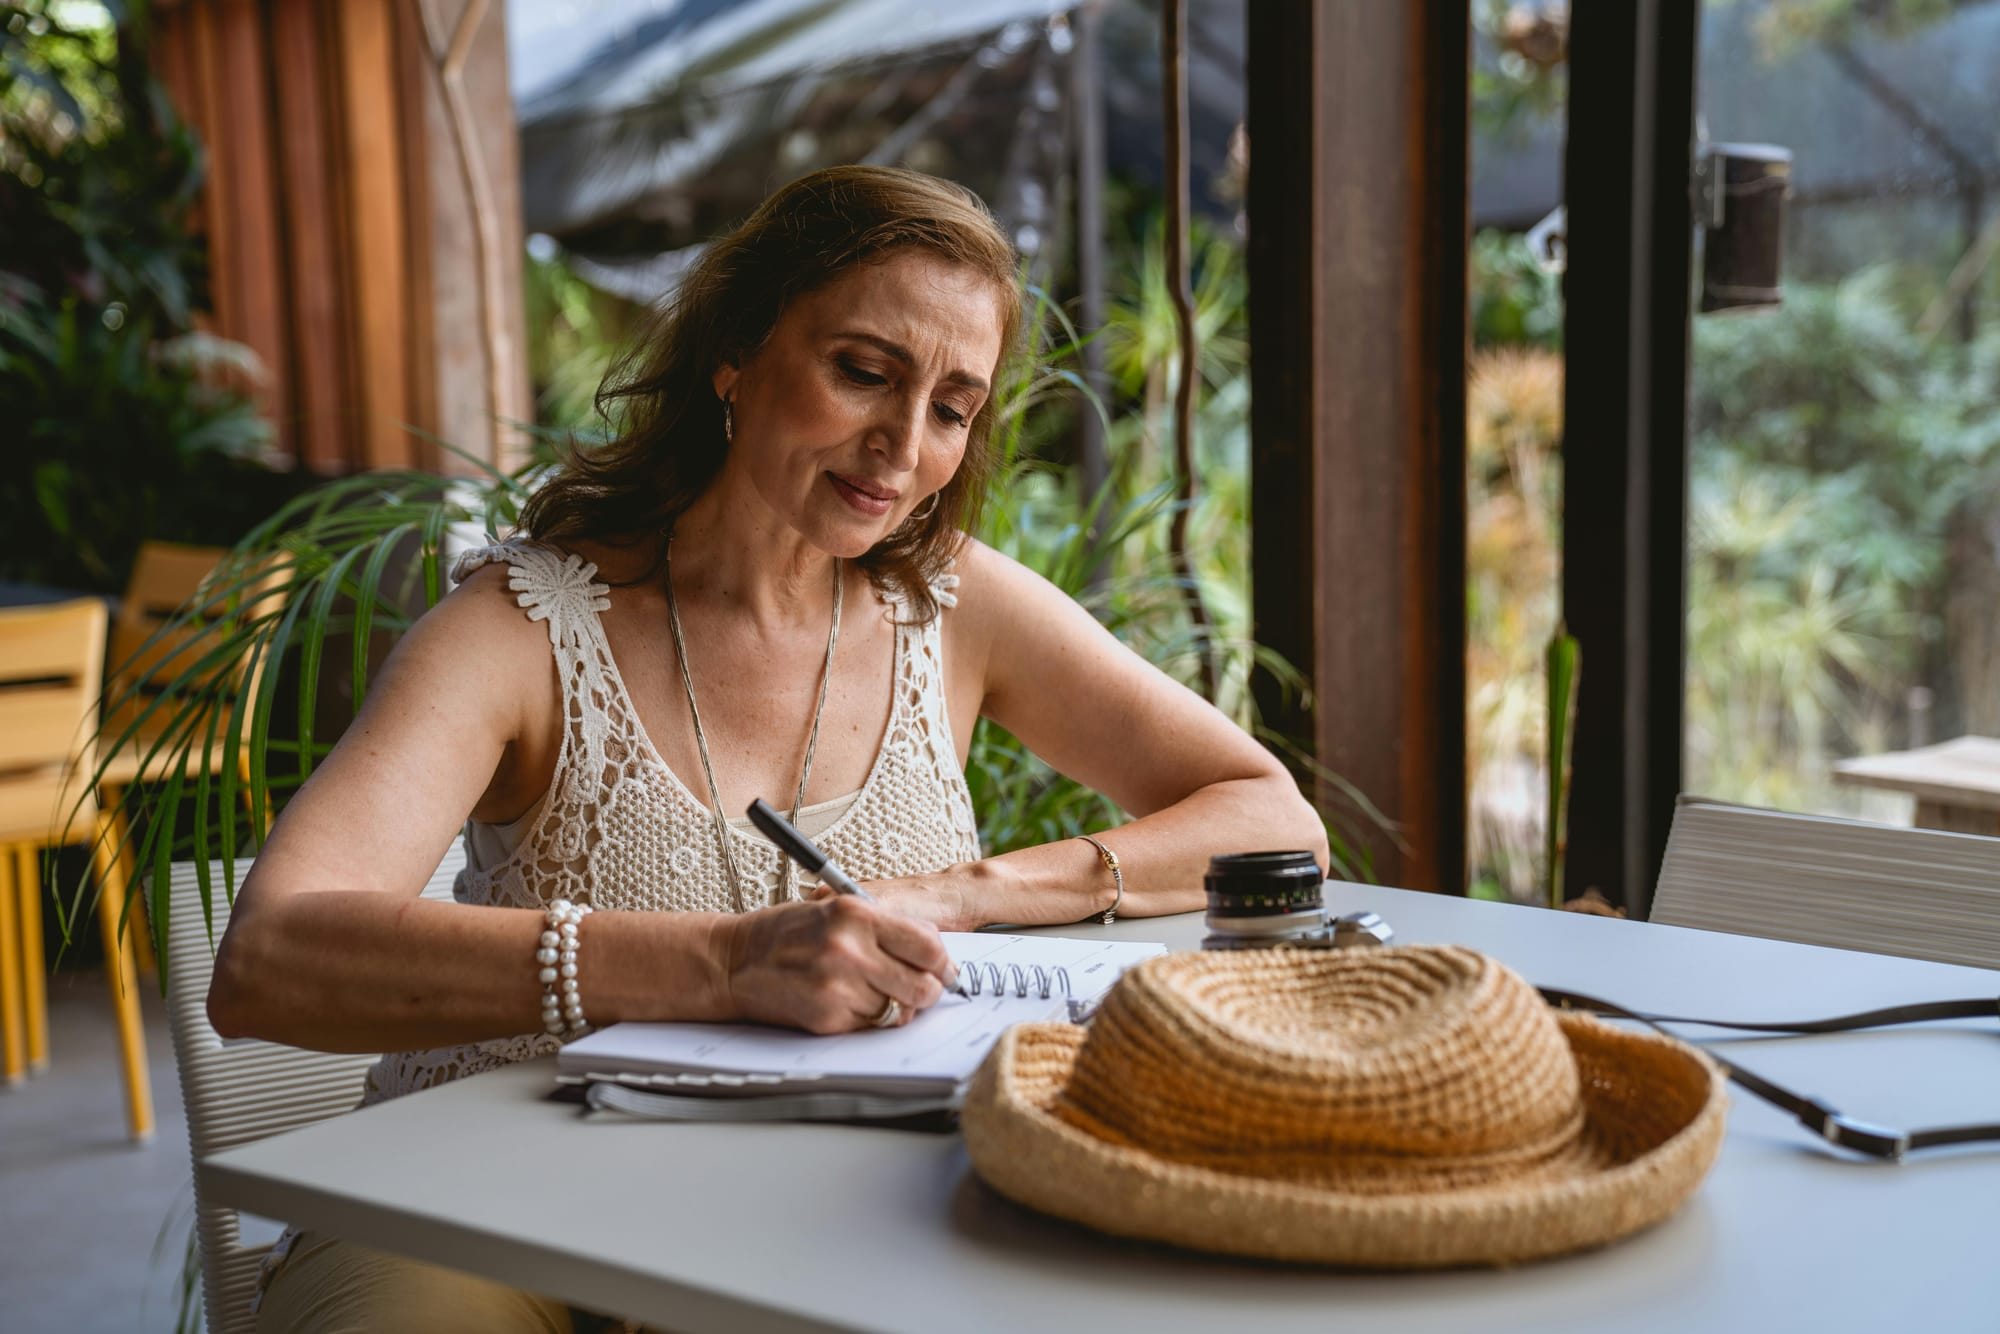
[712,249,1007,558]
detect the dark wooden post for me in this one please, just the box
[1070,0,1109,522]
[1561,1,1701,916]
[1246,1,1470,893]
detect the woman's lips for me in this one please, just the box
[827,472,897,516]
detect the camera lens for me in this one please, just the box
[1202,850,1328,950]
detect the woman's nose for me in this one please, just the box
[869,394,925,470]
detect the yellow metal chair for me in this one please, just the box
[0,597,154,1140]
[97,542,273,975]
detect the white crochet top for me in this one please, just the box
[358,537,984,1106]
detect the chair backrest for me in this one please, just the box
[0,598,107,842]
[164,841,465,1334]
[1653,796,2000,971]
[104,542,229,742]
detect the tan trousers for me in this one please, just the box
[256,1230,612,1333]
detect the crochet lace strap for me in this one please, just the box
[449,539,611,648]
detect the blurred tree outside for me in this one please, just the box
[1689,269,2000,813]
[1466,322,1562,902]
[522,239,637,445]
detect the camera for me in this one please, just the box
[1200,851,1394,952]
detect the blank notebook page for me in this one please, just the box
[556,933,1166,1088]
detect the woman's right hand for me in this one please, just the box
[719,895,958,1033]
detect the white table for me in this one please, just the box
[202,885,2000,1333]
[1834,734,2000,834]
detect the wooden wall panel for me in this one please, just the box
[266,0,354,472]
[332,0,414,469]
[398,0,440,473]
[187,2,233,343]
[152,18,204,239]
[476,5,533,474]
[149,1,531,477]
[212,0,289,430]
[408,0,533,474]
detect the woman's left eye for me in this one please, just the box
[933,403,970,428]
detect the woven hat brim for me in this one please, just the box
[961,1013,1729,1269]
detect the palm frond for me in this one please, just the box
[74,465,508,971]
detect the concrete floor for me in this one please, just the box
[1,970,200,1333]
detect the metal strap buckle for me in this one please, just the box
[1811,1102,1911,1161]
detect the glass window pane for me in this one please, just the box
[1689,0,2000,827]
[1468,2,1567,901]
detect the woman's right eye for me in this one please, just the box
[838,359,888,387]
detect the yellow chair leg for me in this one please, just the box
[17,845,48,1073]
[102,801,157,979]
[92,816,155,1142]
[0,843,24,1086]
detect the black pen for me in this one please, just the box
[745,798,875,902]
[747,798,963,994]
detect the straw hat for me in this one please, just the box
[960,945,1727,1268]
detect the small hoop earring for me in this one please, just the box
[721,397,734,444]
[907,493,940,524]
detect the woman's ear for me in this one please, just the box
[711,362,740,404]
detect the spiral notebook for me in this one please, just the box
[555,933,1165,1115]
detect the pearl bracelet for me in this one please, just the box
[537,899,593,1036]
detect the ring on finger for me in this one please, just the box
[869,996,902,1029]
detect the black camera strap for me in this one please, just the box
[1537,988,2000,1161]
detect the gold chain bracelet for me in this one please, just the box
[1075,834,1123,926]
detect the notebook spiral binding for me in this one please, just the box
[957,961,1072,1002]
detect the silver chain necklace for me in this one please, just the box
[663,535,842,913]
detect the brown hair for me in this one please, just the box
[520,166,1022,621]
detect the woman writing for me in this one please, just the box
[211,166,1325,1331]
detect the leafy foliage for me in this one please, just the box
[1471,228,1562,350]
[1687,268,2000,808]
[66,458,516,955]
[521,242,635,439]
[1466,232,1570,901]
[0,0,300,593]
[1472,0,1568,137]
[1465,342,1563,902]
[1730,0,1962,51]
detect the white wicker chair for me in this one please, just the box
[1652,797,2000,971]
[162,842,465,1333]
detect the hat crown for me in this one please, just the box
[1056,945,1584,1189]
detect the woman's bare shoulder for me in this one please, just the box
[946,535,1067,617]
[938,535,1083,675]
[383,560,555,700]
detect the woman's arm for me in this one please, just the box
[870,540,1328,930]
[208,565,953,1053]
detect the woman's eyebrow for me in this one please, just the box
[834,330,989,394]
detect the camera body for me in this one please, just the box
[1200,851,1395,952]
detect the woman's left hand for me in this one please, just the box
[811,870,973,932]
